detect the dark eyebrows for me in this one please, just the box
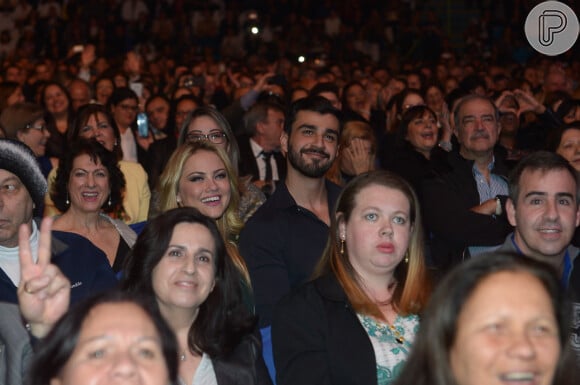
[523,191,575,200]
[297,124,339,137]
[523,191,547,199]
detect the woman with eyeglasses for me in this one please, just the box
[108,87,141,163]
[0,103,53,178]
[177,106,266,222]
[44,104,150,224]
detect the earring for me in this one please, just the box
[340,238,345,255]
[66,192,70,206]
[404,251,409,264]
[176,196,181,206]
[108,194,112,207]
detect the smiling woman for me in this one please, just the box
[0,103,52,178]
[48,139,137,288]
[28,290,178,385]
[156,142,251,298]
[393,253,577,385]
[122,207,272,385]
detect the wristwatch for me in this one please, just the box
[495,196,502,216]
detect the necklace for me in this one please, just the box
[380,322,405,344]
[359,314,405,345]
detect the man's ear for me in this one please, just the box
[280,132,288,156]
[506,198,516,227]
[575,204,580,227]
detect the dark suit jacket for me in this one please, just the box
[272,273,377,385]
[237,135,286,182]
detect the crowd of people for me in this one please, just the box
[1,1,580,385]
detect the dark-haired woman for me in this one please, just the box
[40,82,74,162]
[44,104,151,224]
[382,105,448,201]
[122,207,272,385]
[394,253,577,385]
[50,139,136,282]
[17,225,179,385]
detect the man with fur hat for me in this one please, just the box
[0,139,117,304]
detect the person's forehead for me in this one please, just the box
[519,168,577,195]
[459,98,494,115]
[0,169,32,199]
[293,110,339,128]
[147,98,169,110]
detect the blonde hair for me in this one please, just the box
[156,142,250,284]
[315,170,430,319]
[326,120,376,185]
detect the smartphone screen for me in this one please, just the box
[137,112,149,137]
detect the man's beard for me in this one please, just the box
[287,142,334,178]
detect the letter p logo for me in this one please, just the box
[539,10,567,46]
[525,1,579,56]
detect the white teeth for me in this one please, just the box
[82,192,98,197]
[500,372,535,381]
[202,196,219,203]
[539,229,559,233]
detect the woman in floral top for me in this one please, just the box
[272,170,431,385]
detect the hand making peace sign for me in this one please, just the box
[17,217,70,338]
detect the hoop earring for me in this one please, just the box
[340,238,345,255]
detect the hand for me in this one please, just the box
[513,89,545,115]
[18,217,70,338]
[438,102,453,142]
[469,198,498,216]
[80,44,96,68]
[253,72,275,93]
[343,138,374,175]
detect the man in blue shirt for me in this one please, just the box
[501,151,580,363]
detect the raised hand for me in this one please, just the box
[343,138,374,175]
[17,217,70,338]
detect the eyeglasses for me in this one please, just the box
[25,123,48,132]
[186,131,227,144]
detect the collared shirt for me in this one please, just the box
[470,156,508,256]
[239,179,342,328]
[250,137,280,181]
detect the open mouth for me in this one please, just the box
[201,196,220,203]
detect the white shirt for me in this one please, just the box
[0,221,39,286]
[250,138,279,181]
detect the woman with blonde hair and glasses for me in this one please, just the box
[273,170,431,385]
[155,142,251,299]
[178,106,265,222]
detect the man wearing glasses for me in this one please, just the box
[422,95,512,275]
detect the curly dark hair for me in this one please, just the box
[28,290,179,385]
[121,207,256,358]
[51,138,125,213]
